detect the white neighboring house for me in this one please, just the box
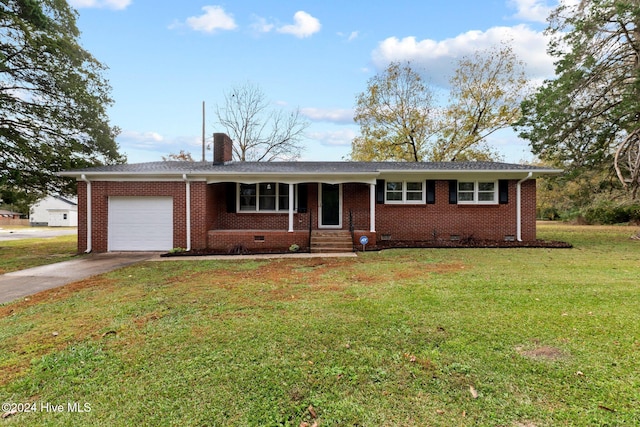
[30,195,78,227]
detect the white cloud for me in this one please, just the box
[118,130,203,162]
[301,108,354,124]
[372,24,554,87]
[508,0,554,23]
[118,130,165,149]
[308,129,357,147]
[338,31,359,41]
[183,5,237,33]
[277,11,321,38]
[68,0,131,10]
[250,15,275,34]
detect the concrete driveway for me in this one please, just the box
[0,253,157,304]
[0,227,77,241]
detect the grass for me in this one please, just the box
[0,223,639,426]
[0,234,78,274]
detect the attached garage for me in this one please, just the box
[108,196,173,251]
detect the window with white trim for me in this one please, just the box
[385,181,425,204]
[457,181,498,204]
[238,183,296,212]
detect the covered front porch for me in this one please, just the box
[205,180,378,254]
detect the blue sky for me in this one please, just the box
[70,0,564,164]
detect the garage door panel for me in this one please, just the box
[108,197,173,251]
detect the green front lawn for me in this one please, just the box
[0,234,78,274]
[0,224,639,426]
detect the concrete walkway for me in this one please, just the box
[0,253,156,304]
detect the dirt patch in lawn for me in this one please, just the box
[517,345,567,361]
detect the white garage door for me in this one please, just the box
[108,197,173,251]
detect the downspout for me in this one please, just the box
[80,174,92,253]
[516,172,533,242]
[183,174,191,251]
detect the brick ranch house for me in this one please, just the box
[61,133,561,254]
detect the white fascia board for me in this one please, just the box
[61,173,209,182]
[377,169,562,180]
[205,173,378,185]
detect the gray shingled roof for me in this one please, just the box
[62,160,560,175]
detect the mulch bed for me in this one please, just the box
[161,239,572,257]
[376,239,573,249]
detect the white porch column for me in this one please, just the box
[183,175,191,251]
[288,183,294,232]
[80,174,92,253]
[369,183,376,233]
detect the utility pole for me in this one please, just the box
[202,101,206,162]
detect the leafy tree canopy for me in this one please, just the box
[351,44,527,162]
[515,0,640,198]
[351,62,436,162]
[1,0,124,199]
[162,150,194,162]
[432,43,527,162]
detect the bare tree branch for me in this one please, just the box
[215,83,308,162]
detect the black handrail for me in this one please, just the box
[308,210,313,253]
[349,209,355,251]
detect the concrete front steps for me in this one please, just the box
[310,230,353,253]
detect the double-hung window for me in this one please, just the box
[385,181,425,204]
[457,181,497,204]
[239,183,296,212]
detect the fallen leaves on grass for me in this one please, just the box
[2,410,17,419]
[307,405,317,418]
[469,385,479,399]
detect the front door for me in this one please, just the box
[319,183,342,228]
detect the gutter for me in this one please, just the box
[516,172,533,242]
[183,174,191,251]
[80,174,92,253]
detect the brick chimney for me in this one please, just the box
[213,133,233,163]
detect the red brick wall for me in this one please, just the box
[78,178,537,253]
[76,180,209,253]
[520,180,536,241]
[374,180,536,242]
[212,183,312,231]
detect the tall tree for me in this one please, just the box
[431,43,528,161]
[1,0,124,197]
[215,82,308,161]
[515,0,640,198]
[351,49,525,162]
[351,62,436,161]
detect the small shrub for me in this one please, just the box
[538,206,560,221]
[582,202,640,225]
[289,244,300,252]
[228,244,249,255]
[168,247,186,254]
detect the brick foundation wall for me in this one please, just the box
[207,230,309,253]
